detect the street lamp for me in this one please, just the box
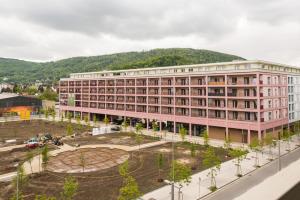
[273,138,281,171]
[198,177,202,198]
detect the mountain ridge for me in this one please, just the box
[0,48,245,84]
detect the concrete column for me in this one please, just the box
[258,129,262,141]
[193,125,197,136]
[247,129,251,144]
[189,123,192,136]
[206,124,209,136]
[225,127,229,140]
[146,119,149,130]
[159,121,162,131]
[80,112,83,120]
[174,121,176,134]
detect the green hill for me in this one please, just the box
[0,48,245,84]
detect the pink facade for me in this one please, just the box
[59,67,289,143]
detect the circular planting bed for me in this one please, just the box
[47,147,129,173]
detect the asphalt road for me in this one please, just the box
[202,147,300,200]
[279,181,300,200]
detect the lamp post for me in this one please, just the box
[198,177,202,198]
[171,131,175,200]
[273,137,281,171]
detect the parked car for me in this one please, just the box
[25,138,39,149]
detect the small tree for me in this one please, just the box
[249,138,262,167]
[67,123,73,137]
[26,150,34,173]
[45,109,49,120]
[295,121,300,146]
[122,119,129,132]
[169,161,192,195]
[179,125,187,142]
[61,176,78,200]
[79,151,86,173]
[67,112,72,123]
[282,129,292,151]
[264,133,276,160]
[76,116,82,131]
[84,115,89,126]
[224,137,232,151]
[103,115,110,126]
[157,153,164,182]
[42,145,49,171]
[61,115,64,123]
[51,110,56,121]
[118,161,141,200]
[11,165,28,200]
[152,121,159,137]
[229,148,247,177]
[93,115,97,127]
[203,147,221,191]
[203,129,209,147]
[190,143,196,158]
[135,123,144,151]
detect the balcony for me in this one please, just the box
[208,92,225,96]
[227,93,237,97]
[208,81,225,86]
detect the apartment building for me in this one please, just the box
[59,60,300,144]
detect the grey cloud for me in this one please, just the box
[0,0,240,40]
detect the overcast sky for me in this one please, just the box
[0,0,300,65]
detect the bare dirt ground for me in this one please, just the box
[0,142,231,200]
[0,145,57,175]
[63,132,161,147]
[0,120,91,148]
[47,148,129,173]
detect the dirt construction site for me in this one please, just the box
[0,119,231,200]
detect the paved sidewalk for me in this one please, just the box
[0,144,25,152]
[233,149,300,200]
[142,136,300,200]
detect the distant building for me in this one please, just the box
[0,93,42,119]
[0,83,14,92]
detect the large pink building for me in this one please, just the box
[59,60,300,144]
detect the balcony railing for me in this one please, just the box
[208,82,225,85]
[208,93,225,96]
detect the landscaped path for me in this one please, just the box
[0,144,25,152]
[22,140,167,175]
[142,137,300,200]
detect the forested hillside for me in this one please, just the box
[0,48,245,84]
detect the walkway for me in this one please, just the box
[142,136,300,200]
[22,140,167,175]
[0,144,25,152]
[232,149,300,200]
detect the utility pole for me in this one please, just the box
[171,132,175,200]
[16,164,19,200]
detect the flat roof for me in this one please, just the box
[69,60,299,76]
[0,93,19,100]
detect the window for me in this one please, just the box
[245,112,251,120]
[198,79,203,85]
[244,89,250,96]
[168,107,172,114]
[268,112,272,120]
[168,89,172,95]
[245,101,250,108]
[232,77,237,84]
[198,89,203,95]
[168,98,172,105]
[167,79,172,85]
[215,99,221,107]
[268,100,272,108]
[181,89,186,95]
[181,79,186,85]
[233,100,238,108]
[154,89,159,94]
[233,111,238,120]
[268,89,272,96]
[268,77,271,84]
[215,110,221,118]
[244,77,250,84]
